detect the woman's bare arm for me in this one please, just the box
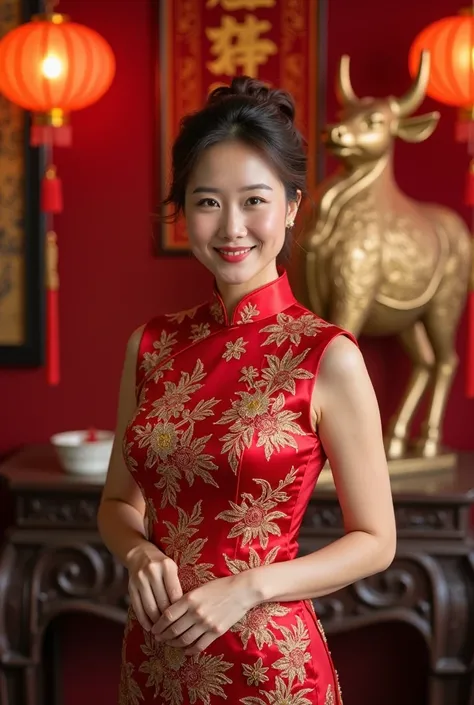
[97,325,151,565]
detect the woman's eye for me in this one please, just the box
[197,198,219,208]
[246,196,264,206]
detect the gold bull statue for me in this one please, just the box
[292,50,472,463]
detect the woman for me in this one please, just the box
[98,77,396,705]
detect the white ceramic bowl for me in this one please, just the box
[50,430,114,476]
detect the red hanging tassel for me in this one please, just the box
[31,124,72,148]
[456,119,469,142]
[46,231,60,386]
[468,242,474,398]
[41,165,63,214]
[467,290,474,398]
[465,158,474,206]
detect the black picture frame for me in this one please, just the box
[0,0,45,367]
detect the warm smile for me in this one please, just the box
[214,246,256,263]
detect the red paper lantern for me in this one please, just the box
[0,11,115,146]
[0,9,115,386]
[409,11,474,142]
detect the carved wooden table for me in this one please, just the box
[0,445,473,705]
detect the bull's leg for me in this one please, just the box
[416,218,472,456]
[415,300,461,458]
[385,322,435,459]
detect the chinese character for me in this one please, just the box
[206,0,276,9]
[206,14,277,77]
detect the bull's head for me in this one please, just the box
[323,50,440,167]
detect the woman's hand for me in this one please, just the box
[151,574,259,655]
[126,543,183,632]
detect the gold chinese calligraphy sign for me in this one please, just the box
[155,0,325,255]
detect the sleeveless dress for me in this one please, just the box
[119,270,355,705]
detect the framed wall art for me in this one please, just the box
[154,0,327,256]
[0,0,44,366]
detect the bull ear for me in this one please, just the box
[397,111,440,142]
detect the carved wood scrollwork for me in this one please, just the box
[313,554,433,639]
[0,539,128,667]
[302,502,460,537]
[19,495,100,528]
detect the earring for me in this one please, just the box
[286,220,294,229]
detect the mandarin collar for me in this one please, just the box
[209,269,297,327]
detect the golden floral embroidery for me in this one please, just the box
[166,306,198,324]
[223,336,248,361]
[157,425,219,508]
[216,357,304,470]
[316,618,327,644]
[224,545,280,574]
[231,602,290,649]
[216,345,310,471]
[240,675,313,705]
[261,348,313,395]
[335,670,343,704]
[140,330,178,379]
[144,496,158,539]
[119,661,144,705]
[242,658,269,686]
[216,468,297,549]
[123,606,137,640]
[176,653,233,704]
[272,617,311,685]
[140,628,233,705]
[132,360,220,507]
[238,302,260,324]
[239,365,260,386]
[209,299,225,324]
[139,632,167,696]
[147,359,217,422]
[325,684,336,705]
[161,502,216,591]
[260,312,332,346]
[123,439,138,472]
[190,322,211,342]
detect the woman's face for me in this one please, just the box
[184,140,299,291]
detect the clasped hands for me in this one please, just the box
[126,543,259,655]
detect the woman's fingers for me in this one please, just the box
[128,554,184,631]
[137,577,161,623]
[129,583,152,632]
[158,612,196,643]
[149,567,171,615]
[162,559,184,603]
[184,631,216,656]
[167,624,205,649]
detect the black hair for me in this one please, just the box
[163,76,308,258]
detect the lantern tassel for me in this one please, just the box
[41,165,63,214]
[465,159,474,206]
[46,231,60,386]
[467,291,474,398]
[31,124,72,148]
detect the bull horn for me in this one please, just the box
[397,49,431,117]
[336,54,358,105]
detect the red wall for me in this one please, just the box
[1,0,473,456]
[2,0,473,703]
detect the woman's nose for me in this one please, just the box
[221,208,246,239]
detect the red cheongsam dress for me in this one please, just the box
[119,270,356,705]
